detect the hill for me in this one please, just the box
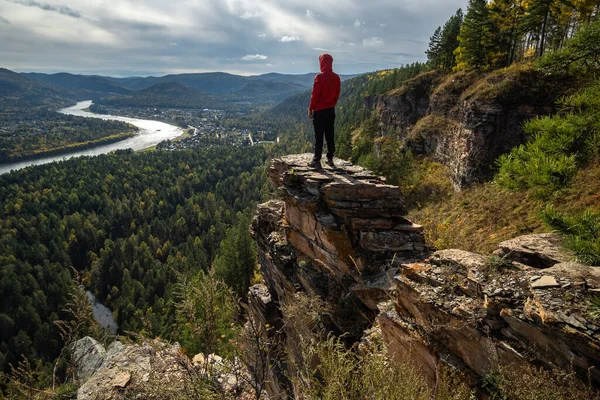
[0,68,75,111]
[234,81,307,105]
[26,72,131,100]
[96,81,227,109]
[107,72,251,93]
[104,71,359,94]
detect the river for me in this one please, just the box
[86,290,118,334]
[0,100,184,175]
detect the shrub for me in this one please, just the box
[485,364,600,400]
[175,269,239,359]
[541,206,600,266]
[496,80,600,197]
[293,334,472,400]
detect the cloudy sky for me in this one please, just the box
[0,0,466,77]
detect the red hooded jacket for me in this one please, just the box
[309,54,341,112]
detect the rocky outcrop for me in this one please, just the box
[493,233,573,269]
[374,71,441,135]
[249,155,600,398]
[372,68,573,189]
[73,337,254,400]
[250,154,426,397]
[381,248,600,387]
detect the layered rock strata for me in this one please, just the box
[380,250,600,387]
[250,154,426,397]
[250,154,600,398]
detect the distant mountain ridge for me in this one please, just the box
[25,72,131,100]
[7,68,361,109]
[97,82,226,109]
[28,70,359,94]
[0,68,75,111]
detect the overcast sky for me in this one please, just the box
[0,0,466,77]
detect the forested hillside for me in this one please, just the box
[0,147,269,383]
[25,73,131,100]
[0,111,137,163]
[0,69,75,111]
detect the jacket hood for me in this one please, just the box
[319,54,333,72]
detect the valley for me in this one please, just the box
[1,2,600,398]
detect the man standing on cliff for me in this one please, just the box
[308,53,341,169]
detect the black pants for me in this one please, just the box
[312,108,335,161]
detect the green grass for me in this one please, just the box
[136,145,157,153]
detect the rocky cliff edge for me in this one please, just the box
[250,154,600,397]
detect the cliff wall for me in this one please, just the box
[370,67,573,189]
[250,154,600,398]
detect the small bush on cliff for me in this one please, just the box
[484,364,600,400]
[541,206,600,266]
[496,80,600,197]
[293,334,473,400]
[175,269,239,360]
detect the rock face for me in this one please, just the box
[250,154,426,397]
[249,154,600,398]
[371,68,571,189]
[383,250,600,387]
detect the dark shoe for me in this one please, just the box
[309,160,322,169]
[326,158,335,168]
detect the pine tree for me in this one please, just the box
[455,0,498,69]
[490,0,527,65]
[439,9,464,70]
[213,213,257,299]
[426,26,443,68]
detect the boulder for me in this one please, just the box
[494,233,573,269]
[72,336,106,382]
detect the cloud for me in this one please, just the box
[239,10,263,20]
[241,54,268,61]
[353,19,363,29]
[0,16,10,24]
[0,0,468,75]
[8,0,82,18]
[362,37,384,47]
[280,36,301,42]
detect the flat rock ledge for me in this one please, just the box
[268,153,426,277]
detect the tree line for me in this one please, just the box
[427,0,599,71]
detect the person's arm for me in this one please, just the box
[308,75,321,118]
[333,75,341,105]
